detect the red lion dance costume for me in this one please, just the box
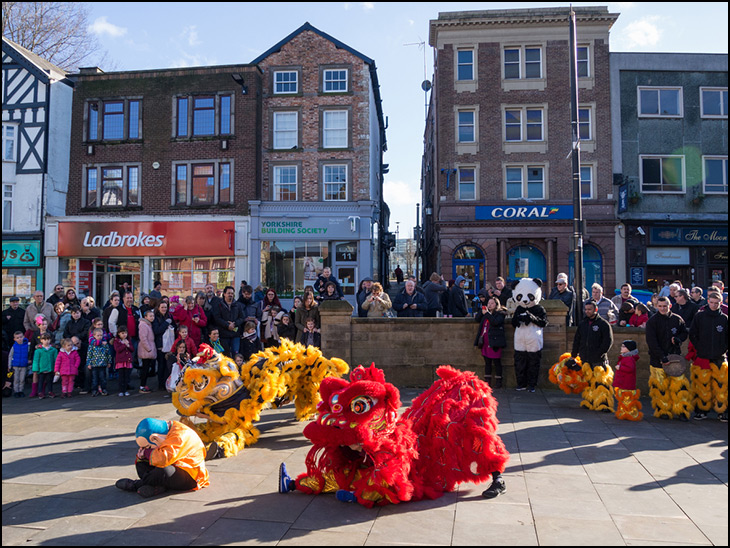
[278,364,509,506]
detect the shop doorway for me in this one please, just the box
[101,261,141,303]
[334,241,358,307]
[452,245,485,298]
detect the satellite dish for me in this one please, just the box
[421,80,432,92]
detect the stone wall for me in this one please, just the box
[320,300,656,392]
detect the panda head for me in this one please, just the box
[511,278,543,308]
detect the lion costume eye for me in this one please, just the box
[350,396,374,414]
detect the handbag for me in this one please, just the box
[477,334,484,348]
[383,308,396,318]
[165,360,183,392]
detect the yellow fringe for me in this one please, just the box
[549,352,588,394]
[614,388,643,421]
[649,365,692,419]
[580,362,615,412]
[171,338,349,458]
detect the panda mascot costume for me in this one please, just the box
[511,278,548,391]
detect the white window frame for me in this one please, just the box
[2,123,18,162]
[504,107,544,142]
[578,107,593,141]
[638,86,683,118]
[580,164,594,200]
[702,156,728,194]
[700,87,728,119]
[274,70,298,94]
[457,110,476,143]
[323,110,348,148]
[640,155,686,194]
[273,111,298,149]
[273,165,298,201]
[503,46,543,80]
[577,46,590,78]
[457,166,476,201]
[505,165,546,200]
[456,49,475,81]
[323,69,348,93]
[3,184,12,230]
[323,164,348,201]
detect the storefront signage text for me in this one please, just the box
[83,231,165,249]
[476,205,574,221]
[261,221,328,235]
[650,227,728,246]
[2,241,41,268]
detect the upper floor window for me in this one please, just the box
[273,165,298,201]
[273,111,298,149]
[87,99,142,141]
[505,108,544,142]
[504,47,542,80]
[638,87,682,118]
[577,46,590,78]
[2,124,16,162]
[176,94,233,138]
[640,155,685,193]
[323,110,348,148]
[174,161,232,206]
[458,167,476,200]
[323,69,348,92]
[323,164,348,201]
[579,107,592,140]
[701,87,728,118]
[703,156,728,194]
[3,184,12,230]
[85,164,140,208]
[457,49,474,81]
[274,71,298,94]
[581,165,594,199]
[457,110,476,143]
[506,165,545,200]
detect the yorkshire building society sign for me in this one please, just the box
[476,205,574,221]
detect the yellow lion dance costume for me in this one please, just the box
[549,352,614,412]
[648,365,692,420]
[172,339,349,458]
[690,359,728,416]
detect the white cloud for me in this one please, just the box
[344,2,375,11]
[88,16,127,38]
[182,26,201,47]
[383,180,419,207]
[622,16,663,49]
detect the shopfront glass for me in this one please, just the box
[507,245,546,282]
[261,241,329,299]
[151,257,234,300]
[452,245,485,297]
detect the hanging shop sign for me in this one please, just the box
[2,240,42,268]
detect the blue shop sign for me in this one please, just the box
[475,205,574,221]
[2,240,41,268]
[650,227,728,246]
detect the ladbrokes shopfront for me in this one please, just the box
[44,217,249,303]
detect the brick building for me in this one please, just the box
[45,64,262,301]
[422,7,619,298]
[249,23,388,308]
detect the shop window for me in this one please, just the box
[260,240,329,299]
[507,245,546,282]
[569,244,603,289]
[151,257,234,300]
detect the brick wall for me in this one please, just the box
[66,66,262,216]
[257,30,374,202]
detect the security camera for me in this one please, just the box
[636,226,646,236]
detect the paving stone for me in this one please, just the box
[612,514,712,545]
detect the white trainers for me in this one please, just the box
[119,392,125,397]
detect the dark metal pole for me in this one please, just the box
[570,7,585,324]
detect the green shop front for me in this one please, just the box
[249,200,379,310]
[2,238,43,307]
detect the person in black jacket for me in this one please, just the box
[646,297,690,420]
[3,297,26,348]
[393,280,427,318]
[449,276,469,317]
[571,301,613,368]
[688,293,728,422]
[313,267,343,300]
[474,296,507,388]
[211,286,244,358]
[422,273,448,317]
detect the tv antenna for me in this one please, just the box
[404,38,431,121]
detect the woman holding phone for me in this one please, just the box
[172,295,208,350]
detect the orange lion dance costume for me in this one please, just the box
[278,364,510,506]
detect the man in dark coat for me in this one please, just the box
[393,280,427,318]
[571,301,613,367]
[211,286,244,358]
[313,267,343,300]
[3,297,25,346]
[449,276,469,317]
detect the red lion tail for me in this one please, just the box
[403,366,509,500]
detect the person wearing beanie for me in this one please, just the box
[449,276,469,317]
[614,340,643,421]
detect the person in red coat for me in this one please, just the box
[172,296,208,349]
[613,340,643,421]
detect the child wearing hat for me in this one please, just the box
[613,340,643,421]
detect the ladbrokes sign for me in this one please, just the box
[58,221,235,257]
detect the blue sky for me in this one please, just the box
[84,2,729,235]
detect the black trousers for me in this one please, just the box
[514,350,541,389]
[135,460,197,491]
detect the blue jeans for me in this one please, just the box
[221,337,240,358]
[91,367,107,392]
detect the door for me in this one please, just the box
[453,261,480,299]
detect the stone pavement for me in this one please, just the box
[2,385,727,546]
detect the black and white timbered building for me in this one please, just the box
[2,38,73,306]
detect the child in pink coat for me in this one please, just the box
[55,338,81,398]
